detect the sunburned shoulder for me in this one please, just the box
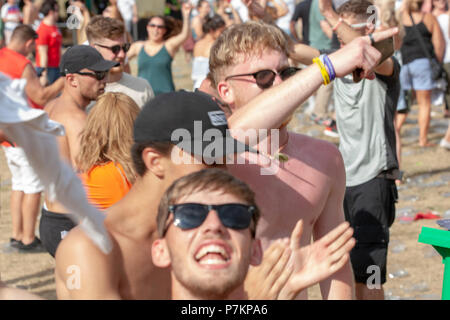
[288,131,340,156]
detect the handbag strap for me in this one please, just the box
[408,13,436,62]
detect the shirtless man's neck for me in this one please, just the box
[105,175,166,240]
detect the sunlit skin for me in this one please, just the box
[152,190,261,300]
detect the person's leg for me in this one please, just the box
[21,192,41,245]
[344,178,395,300]
[355,283,385,300]
[10,190,24,241]
[415,89,432,146]
[3,146,25,242]
[313,83,333,119]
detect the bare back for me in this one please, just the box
[55,194,171,299]
[44,95,87,213]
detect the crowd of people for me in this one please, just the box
[0,0,449,301]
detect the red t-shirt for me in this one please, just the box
[0,48,43,110]
[0,47,44,147]
[35,22,62,68]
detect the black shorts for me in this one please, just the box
[344,177,398,284]
[39,208,77,257]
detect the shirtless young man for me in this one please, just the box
[41,45,118,257]
[55,91,239,299]
[54,90,355,300]
[153,168,356,300]
[207,20,398,299]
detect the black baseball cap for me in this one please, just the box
[60,45,119,76]
[133,90,257,162]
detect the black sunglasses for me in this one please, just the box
[225,66,301,89]
[164,203,255,235]
[148,23,166,29]
[95,43,131,55]
[75,70,108,80]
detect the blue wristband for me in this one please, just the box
[320,54,336,82]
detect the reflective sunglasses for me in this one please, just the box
[95,43,131,55]
[165,203,255,235]
[148,23,166,29]
[225,66,301,89]
[75,70,108,80]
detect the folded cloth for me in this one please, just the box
[413,212,441,221]
[0,72,112,254]
[437,219,450,230]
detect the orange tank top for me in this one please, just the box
[80,161,132,211]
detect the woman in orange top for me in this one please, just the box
[76,92,140,211]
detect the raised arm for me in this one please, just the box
[225,29,397,134]
[318,0,361,45]
[165,2,193,57]
[127,40,145,60]
[22,63,64,106]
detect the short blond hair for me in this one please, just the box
[86,15,125,43]
[209,21,290,88]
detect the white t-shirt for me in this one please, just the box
[276,0,296,33]
[1,3,22,31]
[86,72,154,113]
[438,13,450,63]
[106,72,155,108]
[231,0,249,22]
[117,0,136,22]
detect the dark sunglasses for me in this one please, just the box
[148,23,166,29]
[75,70,108,80]
[225,66,301,89]
[95,43,131,55]
[164,203,255,235]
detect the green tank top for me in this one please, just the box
[137,45,175,96]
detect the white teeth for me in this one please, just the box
[195,245,229,261]
[199,259,227,265]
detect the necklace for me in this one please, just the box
[258,132,290,163]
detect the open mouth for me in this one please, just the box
[194,243,231,267]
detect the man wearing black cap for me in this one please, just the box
[40,45,119,258]
[54,90,237,299]
[54,90,355,299]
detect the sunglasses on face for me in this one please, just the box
[95,43,131,55]
[164,203,255,235]
[74,70,108,80]
[148,23,166,29]
[225,66,301,89]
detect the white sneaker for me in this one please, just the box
[440,139,450,150]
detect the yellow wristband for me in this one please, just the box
[313,57,330,85]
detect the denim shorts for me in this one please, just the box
[400,58,434,91]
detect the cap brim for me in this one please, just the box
[175,135,258,163]
[87,59,120,72]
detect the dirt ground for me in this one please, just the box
[0,51,449,300]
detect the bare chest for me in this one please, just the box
[228,155,331,248]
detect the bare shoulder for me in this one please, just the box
[288,132,343,171]
[45,97,86,126]
[55,226,116,273]
[55,226,121,299]
[289,132,341,158]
